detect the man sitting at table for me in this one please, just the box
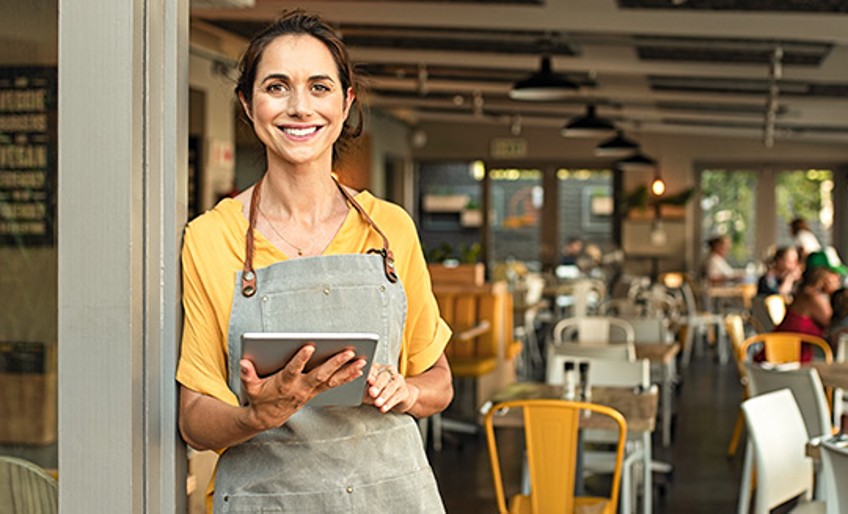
[702,235,745,286]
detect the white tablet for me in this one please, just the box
[240,332,379,407]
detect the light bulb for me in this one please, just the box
[651,177,666,196]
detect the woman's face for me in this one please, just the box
[242,34,354,168]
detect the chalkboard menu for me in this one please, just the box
[0,67,57,246]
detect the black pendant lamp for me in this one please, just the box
[615,151,657,172]
[561,105,616,138]
[594,130,640,157]
[509,55,579,101]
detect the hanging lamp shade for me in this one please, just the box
[561,105,616,138]
[594,130,640,157]
[615,151,657,172]
[509,55,579,101]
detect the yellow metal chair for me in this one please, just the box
[484,399,626,514]
[740,332,833,364]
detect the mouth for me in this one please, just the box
[279,125,321,137]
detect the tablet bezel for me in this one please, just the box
[240,332,379,407]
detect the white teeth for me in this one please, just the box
[282,126,318,137]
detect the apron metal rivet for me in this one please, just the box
[262,295,268,302]
[346,486,353,494]
[223,495,229,502]
[380,285,386,292]
[324,287,331,295]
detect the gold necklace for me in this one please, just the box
[258,203,309,257]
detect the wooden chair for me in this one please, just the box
[740,332,833,364]
[484,399,627,514]
[725,313,749,457]
[0,456,58,514]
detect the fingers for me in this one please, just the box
[366,366,406,413]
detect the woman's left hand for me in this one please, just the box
[364,365,420,413]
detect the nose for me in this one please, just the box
[286,88,312,117]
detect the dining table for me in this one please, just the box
[808,361,848,390]
[483,382,659,514]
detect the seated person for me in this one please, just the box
[560,237,584,266]
[773,266,842,362]
[827,287,848,347]
[790,217,822,261]
[701,235,744,286]
[756,246,801,296]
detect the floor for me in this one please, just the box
[430,353,747,514]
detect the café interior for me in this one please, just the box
[3,0,848,512]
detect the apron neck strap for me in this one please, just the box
[333,176,398,284]
[240,175,398,297]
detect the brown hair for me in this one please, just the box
[800,265,835,290]
[234,9,364,160]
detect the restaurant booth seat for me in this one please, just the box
[427,280,522,447]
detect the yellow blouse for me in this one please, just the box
[176,191,451,407]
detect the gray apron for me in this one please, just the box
[212,178,445,513]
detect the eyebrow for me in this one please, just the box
[259,73,336,84]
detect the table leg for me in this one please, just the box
[643,432,653,514]
[662,361,674,448]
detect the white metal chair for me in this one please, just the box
[820,436,848,514]
[546,342,636,384]
[739,389,825,514]
[744,362,832,440]
[745,362,833,500]
[552,315,635,346]
[547,356,652,514]
[676,279,728,367]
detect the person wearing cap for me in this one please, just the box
[806,248,848,278]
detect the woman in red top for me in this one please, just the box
[774,265,841,361]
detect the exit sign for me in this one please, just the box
[490,137,527,158]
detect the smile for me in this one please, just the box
[280,126,320,137]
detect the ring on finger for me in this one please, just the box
[377,367,393,379]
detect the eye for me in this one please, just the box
[265,82,287,94]
[312,83,332,94]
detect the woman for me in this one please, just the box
[176,11,453,512]
[774,265,841,362]
[756,246,800,296]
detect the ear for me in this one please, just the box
[238,92,254,123]
[342,87,355,119]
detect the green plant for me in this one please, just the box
[459,242,482,264]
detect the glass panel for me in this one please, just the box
[700,169,757,267]
[0,0,59,472]
[557,168,614,260]
[489,166,543,268]
[775,168,833,250]
[416,161,483,264]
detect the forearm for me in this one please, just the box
[403,354,453,419]
[179,387,290,451]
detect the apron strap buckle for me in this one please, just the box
[368,248,398,283]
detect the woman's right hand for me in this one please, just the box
[239,345,366,431]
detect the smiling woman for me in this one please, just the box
[176,9,453,514]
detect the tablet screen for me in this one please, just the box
[240,332,379,407]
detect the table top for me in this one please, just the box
[635,342,680,365]
[486,382,658,433]
[809,361,848,390]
